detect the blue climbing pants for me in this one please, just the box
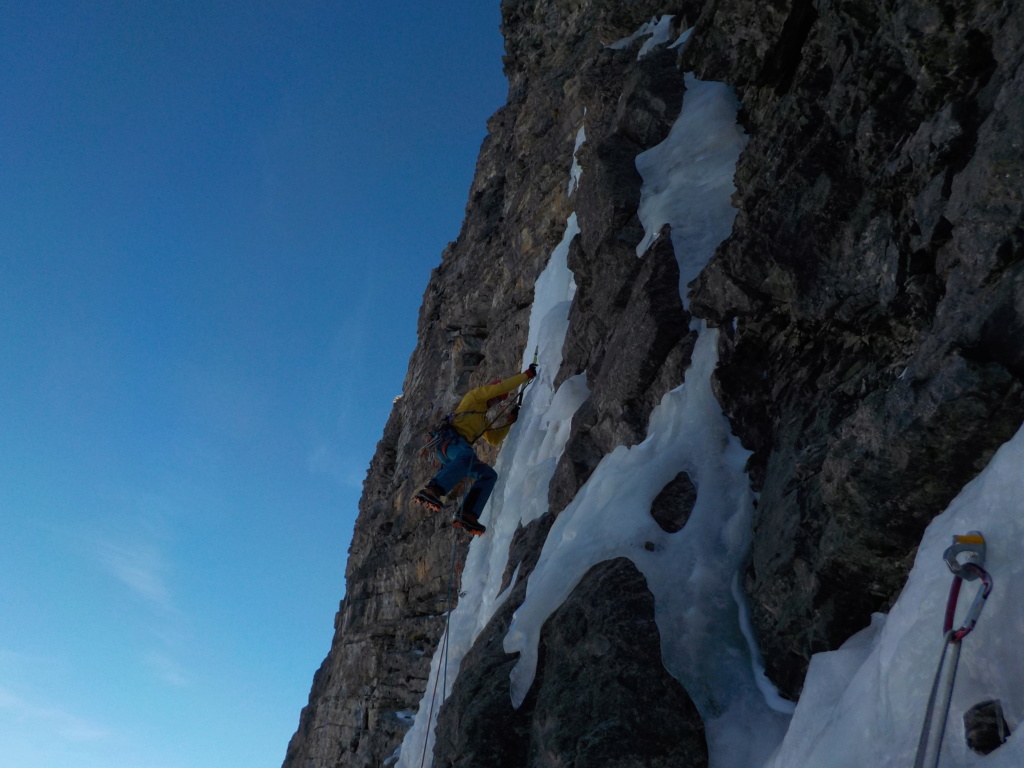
[432,436,497,519]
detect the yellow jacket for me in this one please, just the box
[451,372,530,446]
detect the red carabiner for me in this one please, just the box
[943,562,993,641]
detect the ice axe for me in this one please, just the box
[517,346,539,408]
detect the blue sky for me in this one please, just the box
[0,2,506,766]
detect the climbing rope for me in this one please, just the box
[417,517,468,768]
[416,449,486,768]
[913,531,993,768]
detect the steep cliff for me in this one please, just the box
[283,1,1024,767]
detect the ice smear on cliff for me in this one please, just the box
[502,60,794,768]
[608,15,677,59]
[733,573,800,715]
[394,212,587,768]
[398,41,783,768]
[503,324,791,768]
[568,125,586,196]
[636,74,747,309]
[763,425,1024,768]
[397,14,1024,768]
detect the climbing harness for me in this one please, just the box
[913,531,993,768]
[422,417,460,467]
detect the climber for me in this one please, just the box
[414,364,537,534]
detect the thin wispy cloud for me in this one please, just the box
[86,489,195,688]
[143,651,191,689]
[307,441,365,489]
[0,685,109,743]
[306,296,375,491]
[88,487,187,617]
[96,538,173,611]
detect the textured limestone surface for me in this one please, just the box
[686,0,1024,695]
[283,0,1024,765]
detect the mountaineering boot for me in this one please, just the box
[452,511,486,536]
[414,483,445,511]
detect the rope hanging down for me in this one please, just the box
[416,446,494,768]
[913,531,993,768]
[417,517,469,768]
[416,353,538,768]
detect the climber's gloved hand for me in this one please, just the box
[524,363,537,379]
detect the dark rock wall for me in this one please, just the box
[432,559,706,768]
[283,0,1024,765]
[686,0,1024,696]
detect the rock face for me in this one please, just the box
[686,0,1024,696]
[282,0,1024,766]
[432,558,706,768]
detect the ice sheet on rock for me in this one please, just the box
[764,424,1024,768]
[524,213,578,372]
[568,125,586,196]
[608,15,676,60]
[401,45,766,768]
[498,64,783,768]
[637,15,676,59]
[635,74,747,308]
[503,325,791,768]
[733,572,799,715]
[501,372,589,527]
[672,26,694,51]
[395,214,586,768]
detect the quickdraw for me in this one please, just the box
[942,533,993,642]
[913,531,993,768]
